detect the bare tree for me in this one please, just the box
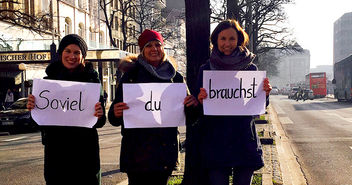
[99,0,135,50]
[0,0,51,34]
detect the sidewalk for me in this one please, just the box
[116,104,307,185]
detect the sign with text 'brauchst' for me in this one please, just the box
[203,70,266,116]
[0,51,51,62]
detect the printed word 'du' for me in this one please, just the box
[145,91,161,111]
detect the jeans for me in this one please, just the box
[127,170,172,185]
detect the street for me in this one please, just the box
[271,95,352,185]
[0,123,127,185]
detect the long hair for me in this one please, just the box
[210,19,249,50]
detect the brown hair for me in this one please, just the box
[210,19,249,50]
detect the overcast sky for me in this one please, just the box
[284,0,352,68]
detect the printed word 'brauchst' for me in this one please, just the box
[209,78,258,99]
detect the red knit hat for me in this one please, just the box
[138,29,164,51]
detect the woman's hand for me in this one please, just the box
[26,94,35,111]
[184,95,199,107]
[113,102,129,118]
[198,88,208,104]
[94,102,104,118]
[263,78,272,96]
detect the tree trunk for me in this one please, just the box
[185,0,210,95]
[226,0,240,22]
[183,1,210,185]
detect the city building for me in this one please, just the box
[269,48,311,89]
[333,12,352,64]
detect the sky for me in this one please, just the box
[284,0,352,68]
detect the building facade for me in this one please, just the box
[334,12,352,64]
[269,49,311,89]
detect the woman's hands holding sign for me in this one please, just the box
[94,102,104,118]
[113,102,129,118]
[27,94,35,110]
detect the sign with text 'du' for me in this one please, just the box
[31,79,101,128]
[123,83,186,128]
[203,70,266,115]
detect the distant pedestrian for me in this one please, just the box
[108,29,199,185]
[26,34,106,185]
[192,19,272,185]
[4,89,14,108]
[103,90,108,106]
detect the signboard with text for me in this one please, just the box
[203,70,266,115]
[31,79,101,128]
[123,83,187,128]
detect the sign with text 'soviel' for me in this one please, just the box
[203,70,266,116]
[123,83,187,128]
[31,79,101,128]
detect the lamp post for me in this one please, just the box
[18,63,26,97]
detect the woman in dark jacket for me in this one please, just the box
[196,20,272,185]
[27,34,106,185]
[108,29,198,185]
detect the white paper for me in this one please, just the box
[123,83,187,128]
[31,79,101,128]
[203,71,266,115]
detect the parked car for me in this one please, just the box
[0,98,38,133]
[304,89,314,100]
[270,87,279,95]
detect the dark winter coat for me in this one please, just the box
[41,61,106,185]
[195,62,265,170]
[108,55,196,173]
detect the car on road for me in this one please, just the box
[0,98,38,133]
[304,89,314,100]
[270,87,279,95]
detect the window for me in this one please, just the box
[114,16,118,30]
[89,27,96,41]
[65,17,72,35]
[99,31,104,44]
[78,23,85,38]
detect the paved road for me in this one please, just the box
[0,123,126,185]
[271,95,352,185]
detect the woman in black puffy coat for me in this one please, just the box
[196,20,272,185]
[27,34,106,185]
[108,29,199,185]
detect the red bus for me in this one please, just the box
[305,72,327,98]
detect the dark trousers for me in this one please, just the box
[208,167,254,185]
[127,171,172,185]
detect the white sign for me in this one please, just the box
[31,79,101,128]
[123,83,187,128]
[203,70,266,115]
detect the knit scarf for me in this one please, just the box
[209,47,255,70]
[137,55,176,81]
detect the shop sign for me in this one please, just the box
[0,51,51,62]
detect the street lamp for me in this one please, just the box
[18,63,26,97]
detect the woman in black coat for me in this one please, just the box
[27,34,106,185]
[196,20,272,185]
[108,29,198,185]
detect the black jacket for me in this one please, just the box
[195,62,265,170]
[108,56,196,173]
[41,61,106,185]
